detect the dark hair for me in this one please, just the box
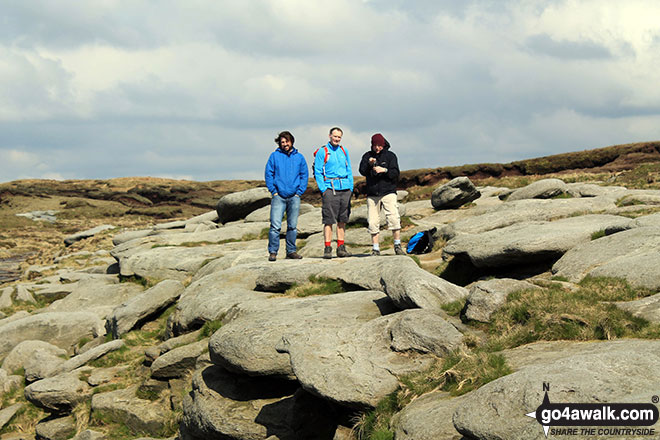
[275,131,295,146]
[329,127,343,135]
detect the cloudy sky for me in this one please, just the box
[2,0,659,182]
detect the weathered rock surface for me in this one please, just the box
[464,278,540,323]
[552,226,660,289]
[613,293,660,324]
[216,187,271,223]
[44,278,144,319]
[392,391,468,440]
[0,403,23,431]
[91,386,172,436]
[44,340,125,379]
[439,196,619,239]
[444,214,632,268]
[25,371,92,413]
[255,256,468,313]
[280,310,459,408]
[35,415,77,440]
[431,177,481,209]
[505,178,567,201]
[180,366,337,440]
[0,312,104,358]
[107,280,184,337]
[453,340,660,440]
[2,340,67,374]
[208,291,394,378]
[151,339,208,379]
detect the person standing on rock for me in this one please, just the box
[314,127,354,259]
[265,131,308,261]
[358,133,404,256]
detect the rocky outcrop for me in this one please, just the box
[444,214,632,268]
[107,280,184,338]
[505,178,567,201]
[281,310,461,408]
[216,187,271,223]
[0,312,104,358]
[453,340,660,439]
[25,371,92,413]
[431,177,481,209]
[552,225,660,289]
[464,278,540,323]
[208,290,394,378]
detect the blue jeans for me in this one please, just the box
[268,194,301,254]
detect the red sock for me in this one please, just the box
[337,240,344,246]
[325,241,331,247]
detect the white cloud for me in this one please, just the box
[0,1,659,182]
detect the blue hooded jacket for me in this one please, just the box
[265,147,309,198]
[313,142,353,193]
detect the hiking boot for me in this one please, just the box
[394,244,406,255]
[323,246,333,259]
[371,249,380,256]
[336,244,352,258]
[268,253,277,262]
[286,252,302,260]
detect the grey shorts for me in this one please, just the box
[322,190,352,224]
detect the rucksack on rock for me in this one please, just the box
[406,227,437,254]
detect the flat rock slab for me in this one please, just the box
[255,256,468,313]
[613,293,660,324]
[444,214,633,268]
[208,290,394,378]
[453,339,660,440]
[552,226,660,289]
[281,310,461,408]
[64,225,115,246]
[111,222,270,261]
[180,366,337,440]
[0,312,104,358]
[91,386,172,436]
[439,196,618,239]
[44,278,144,319]
[117,245,227,281]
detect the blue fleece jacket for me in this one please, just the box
[313,143,353,193]
[265,147,309,198]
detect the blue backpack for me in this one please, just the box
[406,227,437,254]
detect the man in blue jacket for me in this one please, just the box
[265,131,308,261]
[314,127,353,259]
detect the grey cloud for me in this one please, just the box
[524,34,613,60]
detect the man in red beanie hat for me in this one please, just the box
[358,133,404,256]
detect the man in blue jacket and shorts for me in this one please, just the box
[314,127,353,259]
[265,131,308,261]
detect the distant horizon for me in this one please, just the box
[2,2,659,182]
[3,138,657,185]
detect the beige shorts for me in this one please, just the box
[367,192,401,235]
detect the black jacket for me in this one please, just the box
[358,141,400,197]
